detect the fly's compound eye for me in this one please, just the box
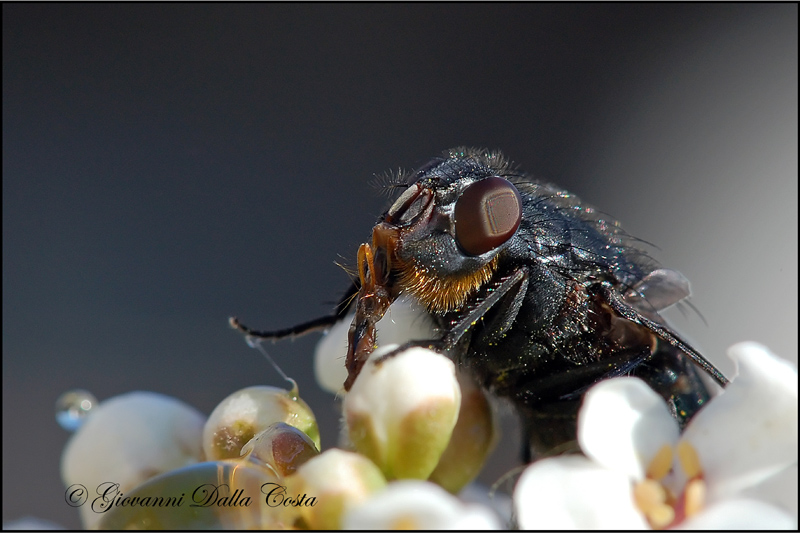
[454,177,522,255]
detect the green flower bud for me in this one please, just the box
[429,371,498,493]
[344,346,461,480]
[285,448,387,529]
[203,386,320,461]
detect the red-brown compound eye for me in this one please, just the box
[454,177,522,255]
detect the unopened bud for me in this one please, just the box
[203,386,319,461]
[285,448,387,529]
[344,346,461,480]
[429,372,498,493]
[241,422,319,477]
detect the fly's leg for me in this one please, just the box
[370,267,529,368]
[598,281,728,387]
[229,282,359,340]
[229,314,341,340]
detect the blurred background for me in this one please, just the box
[3,4,796,528]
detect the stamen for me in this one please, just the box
[646,444,674,481]
[633,478,666,509]
[677,440,702,479]
[633,479,674,529]
[648,505,676,529]
[634,441,708,528]
[684,478,707,518]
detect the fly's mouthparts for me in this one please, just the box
[357,242,376,291]
[346,236,398,391]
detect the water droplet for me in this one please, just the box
[56,389,97,431]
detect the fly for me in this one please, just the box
[231,147,728,460]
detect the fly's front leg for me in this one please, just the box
[229,279,360,341]
[370,267,530,369]
[229,314,341,340]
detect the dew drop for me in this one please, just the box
[56,389,97,431]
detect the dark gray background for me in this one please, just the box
[3,4,797,528]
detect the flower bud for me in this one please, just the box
[60,391,205,529]
[344,346,461,480]
[97,458,285,530]
[285,448,387,529]
[203,386,320,461]
[241,422,319,477]
[429,371,498,493]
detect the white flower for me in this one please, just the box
[60,391,206,529]
[343,480,501,529]
[514,342,797,529]
[515,454,651,529]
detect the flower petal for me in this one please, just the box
[579,377,679,480]
[374,294,437,347]
[459,483,513,526]
[514,455,649,529]
[677,498,797,530]
[682,343,798,501]
[428,371,498,493]
[739,463,798,524]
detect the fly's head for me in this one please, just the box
[344,149,523,389]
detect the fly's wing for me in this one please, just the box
[623,268,691,316]
[612,269,721,428]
